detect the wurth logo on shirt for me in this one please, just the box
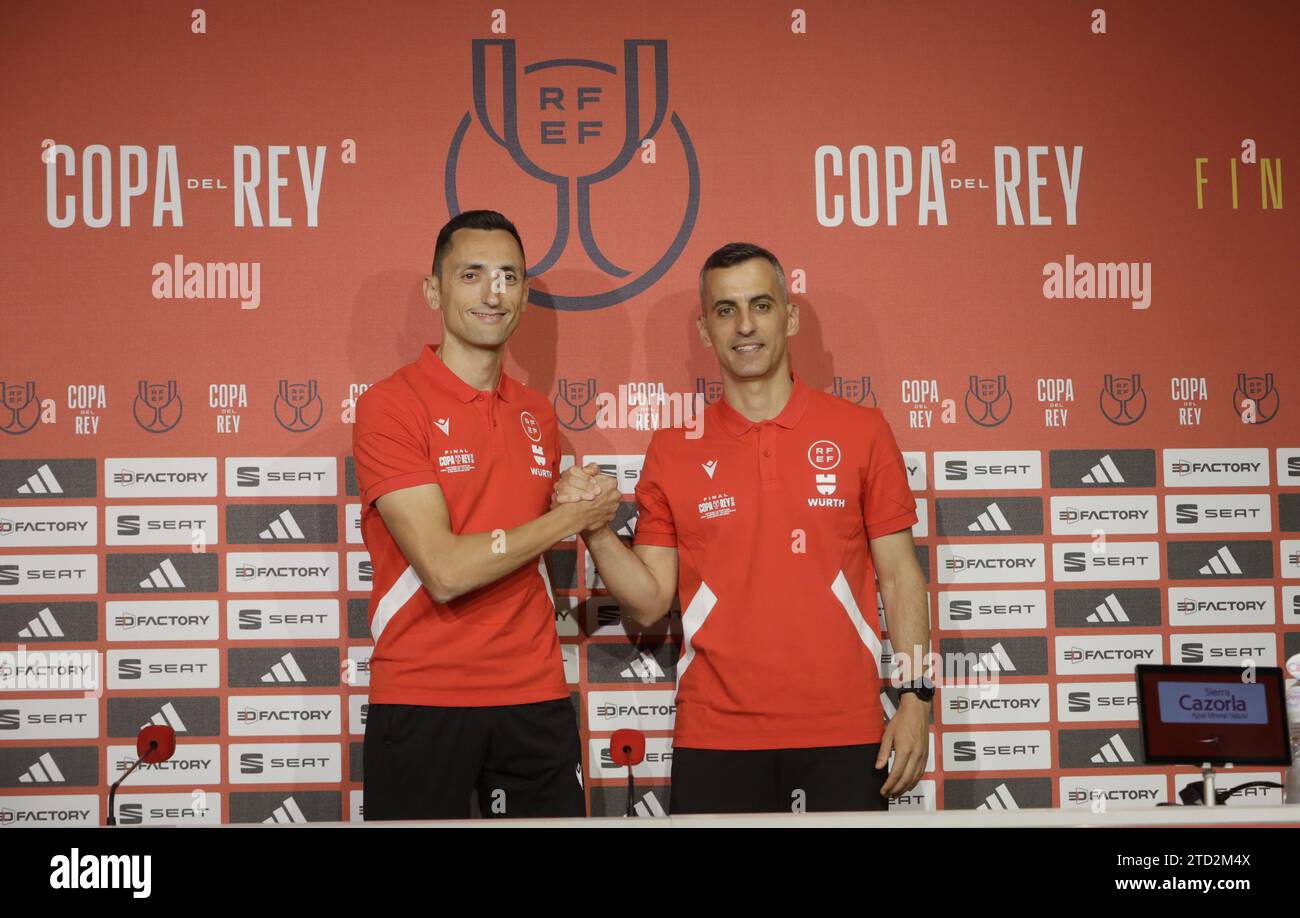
[528,444,552,478]
[697,493,737,520]
[438,449,475,474]
[808,473,846,508]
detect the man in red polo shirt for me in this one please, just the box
[353,210,619,820]
[558,242,931,813]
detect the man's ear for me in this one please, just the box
[696,313,712,348]
[423,274,441,313]
[519,277,529,317]
[786,300,800,338]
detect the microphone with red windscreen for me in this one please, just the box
[609,729,646,817]
[107,725,177,826]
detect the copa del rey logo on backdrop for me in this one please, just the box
[445,39,700,311]
[43,140,332,314]
[0,379,330,436]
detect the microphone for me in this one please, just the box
[609,729,646,817]
[107,725,177,826]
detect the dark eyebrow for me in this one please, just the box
[712,292,774,309]
[456,261,520,274]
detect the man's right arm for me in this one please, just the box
[376,482,618,604]
[354,387,617,605]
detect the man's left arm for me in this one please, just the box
[871,528,931,797]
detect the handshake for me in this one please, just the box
[551,463,621,537]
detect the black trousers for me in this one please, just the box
[669,744,888,814]
[362,698,585,820]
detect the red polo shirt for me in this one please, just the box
[352,345,567,707]
[633,375,918,749]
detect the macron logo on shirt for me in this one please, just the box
[702,460,718,479]
[433,418,451,436]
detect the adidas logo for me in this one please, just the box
[259,510,306,541]
[261,652,308,683]
[18,607,64,639]
[143,702,187,733]
[614,508,639,540]
[632,792,667,818]
[1090,733,1136,764]
[17,464,63,495]
[433,418,450,436]
[1086,593,1130,624]
[262,796,308,824]
[18,752,65,783]
[701,460,718,479]
[620,652,665,682]
[1198,546,1243,576]
[976,783,1018,811]
[139,559,185,590]
[1081,454,1125,484]
[971,642,1016,673]
[967,502,1013,532]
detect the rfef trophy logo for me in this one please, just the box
[964,375,1012,427]
[132,380,182,433]
[0,381,40,435]
[554,378,597,431]
[696,377,722,407]
[446,39,700,311]
[1099,373,1146,425]
[833,376,876,407]
[274,380,323,432]
[1232,371,1279,424]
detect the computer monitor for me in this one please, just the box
[1135,664,1293,767]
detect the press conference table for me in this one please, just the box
[231,805,1300,828]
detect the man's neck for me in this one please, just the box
[721,363,794,423]
[437,335,503,392]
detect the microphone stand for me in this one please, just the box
[624,745,635,818]
[107,740,158,826]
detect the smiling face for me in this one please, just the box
[424,228,528,351]
[697,256,799,383]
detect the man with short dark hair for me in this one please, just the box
[353,209,619,819]
[558,241,931,814]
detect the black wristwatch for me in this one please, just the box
[896,676,935,703]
